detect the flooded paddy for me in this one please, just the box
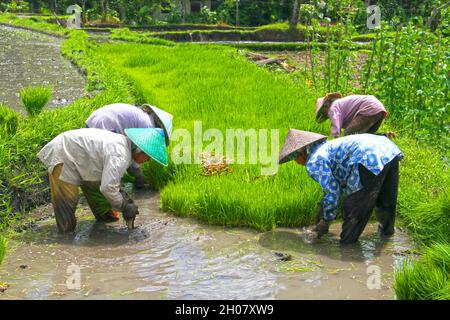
[0,25,85,114]
[0,190,414,300]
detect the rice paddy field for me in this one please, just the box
[0,13,449,300]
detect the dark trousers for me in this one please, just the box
[49,164,117,233]
[344,112,385,136]
[340,156,400,244]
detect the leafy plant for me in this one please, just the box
[19,85,53,117]
[0,104,21,137]
[1,0,29,13]
[199,6,219,25]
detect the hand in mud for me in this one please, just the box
[122,203,139,230]
[313,219,329,239]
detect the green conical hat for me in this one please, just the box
[125,128,168,166]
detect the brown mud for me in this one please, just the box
[0,188,415,300]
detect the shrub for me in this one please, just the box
[19,85,53,117]
[0,104,21,136]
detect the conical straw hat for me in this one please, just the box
[316,97,325,114]
[278,129,327,164]
[141,104,173,146]
[315,92,342,123]
[125,128,168,166]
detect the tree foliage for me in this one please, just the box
[0,1,446,27]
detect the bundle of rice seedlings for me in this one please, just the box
[20,85,53,117]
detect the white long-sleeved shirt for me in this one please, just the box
[38,128,133,210]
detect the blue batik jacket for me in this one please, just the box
[306,134,403,221]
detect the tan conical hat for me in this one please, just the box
[315,92,343,123]
[278,129,327,164]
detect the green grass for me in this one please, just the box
[395,243,450,300]
[0,104,21,137]
[20,85,53,117]
[0,12,68,36]
[424,243,450,275]
[0,235,6,264]
[110,28,175,46]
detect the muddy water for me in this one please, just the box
[0,25,85,114]
[0,189,414,300]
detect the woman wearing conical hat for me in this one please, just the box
[38,127,169,233]
[86,103,173,189]
[316,93,390,138]
[278,129,403,244]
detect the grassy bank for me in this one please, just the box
[0,13,67,36]
[109,28,176,46]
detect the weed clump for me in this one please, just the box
[20,85,53,117]
[0,104,21,136]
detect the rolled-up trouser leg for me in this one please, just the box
[49,164,79,233]
[344,112,385,136]
[340,163,389,243]
[80,182,118,222]
[375,157,399,236]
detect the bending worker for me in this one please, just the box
[86,103,173,189]
[316,93,390,138]
[38,127,168,233]
[279,130,403,243]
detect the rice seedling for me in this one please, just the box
[0,104,21,137]
[19,85,53,117]
[424,243,450,275]
[394,243,450,300]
